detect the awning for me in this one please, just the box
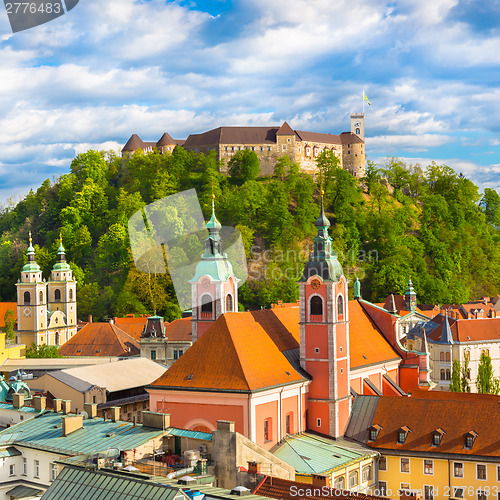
[5,485,43,499]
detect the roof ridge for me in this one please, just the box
[110,323,139,351]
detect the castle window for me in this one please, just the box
[260,146,263,151]
[251,146,254,151]
[282,144,287,151]
[39,291,43,303]
[54,289,61,302]
[231,146,234,151]
[306,147,311,156]
[268,147,271,151]
[316,418,321,427]
[226,294,233,312]
[225,147,228,151]
[23,291,31,305]
[287,138,291,142]
[310,296,323,316]
[356,128,360,135]
[337,295,344,317]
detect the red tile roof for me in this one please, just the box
[0,302,17,328]
[166,317,192,342]
[149,312,306,392]
[254,476,387,500]
[150,302,401,392]
[58,322,140,357]
[366,393,500,457]
[427,315,500,343]
[114,316,148,341]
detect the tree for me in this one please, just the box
[228,150,260,184]
[461,356,471,393]
[26,343,62,358]
[476,353,500,394]
[449,359,462,392]
[3,309,15,341]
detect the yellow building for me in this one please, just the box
[345,392,500,500]
[16,234,77,348]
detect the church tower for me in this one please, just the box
[16,233,47,346]
[190,195,238,342]
[404,278,417,312]
[299,195,351,438]
[47,236,77,344]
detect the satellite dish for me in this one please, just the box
[81,410,89,420]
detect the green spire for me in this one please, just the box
[404,277,417,312]
[52,233,72,272]
[299,190,343,282]
[22,231,41,273]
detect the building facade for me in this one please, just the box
[16,235,77,348]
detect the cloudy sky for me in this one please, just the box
[1,0,500,204]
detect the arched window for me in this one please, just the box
[446,369,451,380]
[200,295,213,314]
[337,295,344,317]
[69,289,73,301]
[440,352,445,361]
[349,470,359,488]
[440,369,445,380]
[23,291,30,305]
[54,289,61,302]
[445,352,450,362]
[226,294,233,312]
[334,476,345,489]
[356,127,360,135]
[310,296,323,316]
[39,291,43,303]
[55,332,60,345]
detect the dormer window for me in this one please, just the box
[397,426,411,444]
[368,424,382,442]
[432,428,446,446]
[464,431,478,450]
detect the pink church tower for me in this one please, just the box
[190,194,239,342]
[299,194,351,438]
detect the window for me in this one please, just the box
[22,457,27,475]
[432,429,445,446]
[454,462,464,478]
[39,290,43,303]
[69,289,73,300]
[179,350,183,357]
[226,294,233,312]
[34,460,39,478]
[200,296,213,313]
[334,476,345,489]
[400,458,410,473]
[465,431,477,449]
[55,332,60,345]
[378,482,387,496]
[398,427,410,443]
[282,144,287,151]
[50,463,58,481]
[356,128,360,135]
[498,465,500,481]
[264,418,272,442]
[424,485,434,500]
[287,138,291,142]
[446,369,451,380]
[445,352,451,362]
[54,289,61,302]
[9,464,15,476]
[285,413,292,434]
[477,464,487,480]
[440,369,445,380]
[174,350,179,360]
[24,291,31,304]
[440,351,445,361]
[400,484,411,494]
[424,460,433,475]
[316,418,321,427]
[310,296,323,316]
[478,492,487,500]
[349,470,359,488]
[337,295,344,317]
[378,456,387,471]
[454,488,464,498]
[150,350,156,360]
[362,465,372,482]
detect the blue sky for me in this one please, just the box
[1,0,500,203]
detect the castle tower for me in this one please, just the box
[190,196,238,342]
[350,113,365,141]
[404,278,417,312]
[47,236,77,344]
[298,195,350,438]
[16,233,47,346]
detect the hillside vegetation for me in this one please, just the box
[1,148,499,321]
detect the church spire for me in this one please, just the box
[23,231,41,272]
[52,233,71,273]
[203,193,223,258]
[300,189,342,282]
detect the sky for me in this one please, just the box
[1,0,500,204]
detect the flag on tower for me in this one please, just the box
[363,91,371,105]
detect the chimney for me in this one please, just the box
[110,406,120,422]
[62,400,71,415]
[133,416,137,427]
[12,393,24,409]
[217,420,235,432]
[53,399,63,412]
[109,318,114,325]
[88,315,93,323]
[84,402,97,419]
[62,415,84,436]
[33,396,46,412]
[141,411,170,429]
[312,474,331,488]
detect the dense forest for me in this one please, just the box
[1,147,500,322]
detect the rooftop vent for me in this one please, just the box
[187,374,193,380]
[230,486,251,496]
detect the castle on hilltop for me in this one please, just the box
[122,113,366,177]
